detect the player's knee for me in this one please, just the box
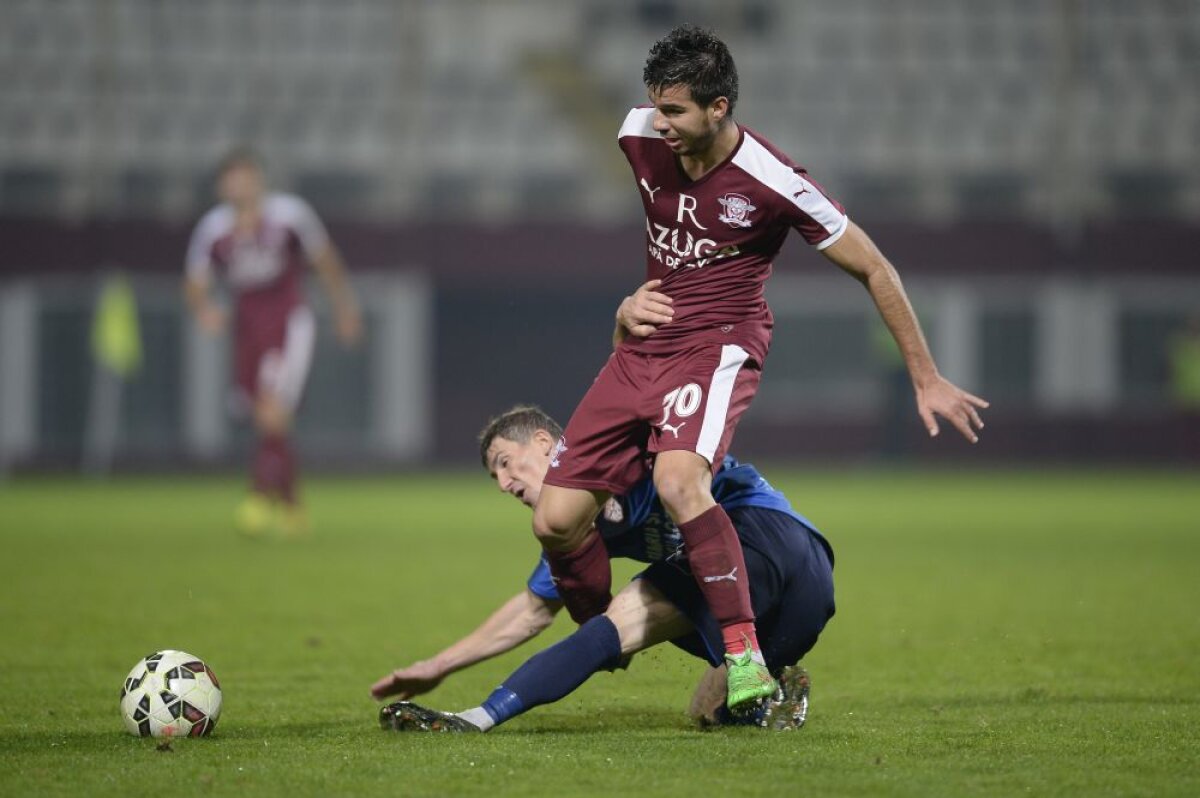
[652,468,708,517]
[532,505,576,552]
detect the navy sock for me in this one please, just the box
[481,615,622,727]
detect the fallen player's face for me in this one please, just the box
[485,434,552,509]
[647,84,723,158]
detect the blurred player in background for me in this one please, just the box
[372,405,834,732]
[184,149,362,537]
[532,24,988,712]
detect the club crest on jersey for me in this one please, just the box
[602,498,624,523]
[717,193,756,228]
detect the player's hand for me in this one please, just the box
[370,658,445,701]
[617,279,674,339]
[335,305,364,347]
[195,303,227,336]
[916,376,989,443]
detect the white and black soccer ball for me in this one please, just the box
[119,650,222,738]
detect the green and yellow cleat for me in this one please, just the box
[725,649,778,711]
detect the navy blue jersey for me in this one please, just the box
[527,456,829,600]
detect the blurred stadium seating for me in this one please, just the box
[0,0,1197,469]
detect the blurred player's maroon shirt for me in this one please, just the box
[185,193,328,343]
[618,107,848,364]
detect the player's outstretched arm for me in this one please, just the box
[310,242,363,347]
[613,279,674,348]
[370,589,562,700]
[821,221,989,443]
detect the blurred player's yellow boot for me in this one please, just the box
[235,493,274,538]
[725,649,777,711]
[277,505,310,539]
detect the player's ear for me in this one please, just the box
[709,96,730,123]
[532,428,555,453]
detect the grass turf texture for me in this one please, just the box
[1,469,1197,797]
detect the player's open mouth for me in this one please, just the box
[663,137,682,150]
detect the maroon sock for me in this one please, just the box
[545,531,613,625]
[252,435,297,504]
[678,505,758,653]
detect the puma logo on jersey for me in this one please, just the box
[702,566,739,583]
[640,178,661,203]
[793,186,811,198]
[661,421,687,438]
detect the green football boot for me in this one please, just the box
[725,649,778,711]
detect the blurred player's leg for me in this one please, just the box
[238,308,314,538]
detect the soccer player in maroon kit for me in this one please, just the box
[533,26,988,711]
[184,150,362,536]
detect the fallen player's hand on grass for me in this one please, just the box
[370,658,445,701]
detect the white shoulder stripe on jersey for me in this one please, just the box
[733,133,848,249]
[618,107,658,140]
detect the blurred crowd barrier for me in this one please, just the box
[1,262,1196,470]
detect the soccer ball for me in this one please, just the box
[119,650,222,737]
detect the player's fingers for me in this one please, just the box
[629,324,658,338]
[967,404,985,430]
[643,291,674,306]
[919,405,939,437]
[964,391,990,409]
[948,410,979,443]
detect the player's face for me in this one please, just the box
[648,84,727,158]
[485,432,554,509]
[218,164,265,210]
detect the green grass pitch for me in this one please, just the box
[1,468,1197,797]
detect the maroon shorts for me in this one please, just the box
[232,305,315,414]
[544,342,762,495]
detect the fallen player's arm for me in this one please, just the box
[821,221,988,442]
[370,589,562,700]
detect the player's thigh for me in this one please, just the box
[605,577,694,656]
[546,349,651,495]
[531,484,608,551]
[648,343,762,467]
[257,306,316,418]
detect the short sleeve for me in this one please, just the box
[273,194,330,260]
[184,207,230,281]
[526,555,559,600]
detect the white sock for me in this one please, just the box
[456,707,495,732]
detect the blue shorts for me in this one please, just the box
[639,506,836,674]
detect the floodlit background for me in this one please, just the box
[1,0,1198,471]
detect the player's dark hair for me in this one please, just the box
[217,147,264,177]
[478,405,563,468]
[643,24,738,112]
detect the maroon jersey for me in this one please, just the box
[185,192,329,341]
[619,107,848,363]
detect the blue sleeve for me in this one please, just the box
[526,555,560,600]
